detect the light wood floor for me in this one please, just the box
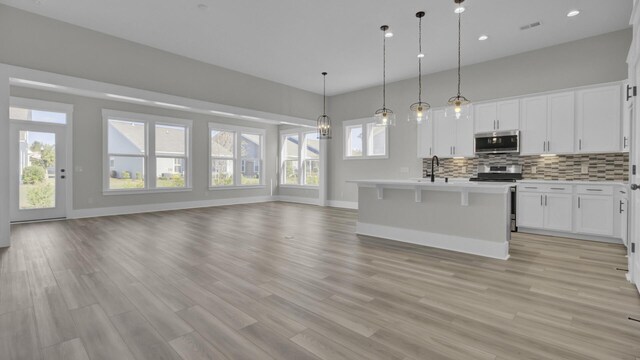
[1,202,639,360]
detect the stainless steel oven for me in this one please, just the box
[474,130,520,155]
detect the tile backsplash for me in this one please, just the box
[422,153,629,182]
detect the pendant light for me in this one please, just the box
[409,11,430,125]
[317,72,331,140]
[374,25,396,127]
[447,0,471,120]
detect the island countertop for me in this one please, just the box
[347,179,513,194]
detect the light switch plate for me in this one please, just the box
[581,164,589,174]
[531,166,537,174]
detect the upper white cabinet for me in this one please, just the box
[416,111,434,158]
[623,87,632,152]
[474,100,519,133]
[521,92,575,155]
[433,109,474,158]
[576,85,622,153]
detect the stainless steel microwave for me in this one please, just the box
[474,130,520,154]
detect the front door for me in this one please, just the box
[9,120,67,222]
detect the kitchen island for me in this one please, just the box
[348,180,513,259]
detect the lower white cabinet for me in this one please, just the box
[576,194,614,237]
[517,188,572,232]
[517,183,623,241]
[543,193,573,232]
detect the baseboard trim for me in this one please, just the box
[274,196,321,206]
[517,227,623,244]
[327,200,358,210]
[69,196,274,219]
[356,222,509,260]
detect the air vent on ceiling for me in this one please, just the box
[520,21,542,31]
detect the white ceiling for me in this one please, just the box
[1,0,632,95]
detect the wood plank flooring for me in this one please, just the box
[1,201,639,360]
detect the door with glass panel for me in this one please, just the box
[9,101,69,222]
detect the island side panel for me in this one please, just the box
[356,187,510,259]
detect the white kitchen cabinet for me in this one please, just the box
[520,92,574,155]
[518,186,572,232]
[416,111,434,158]
[615,188,629,246]
[547,92,575,154]
[576,85,622,153]
[433,109,473,158]
[543,193,573,232]
[517,191,544,228]
[576,194,614,237]
[623,97,632,152]
[474,100,519,133]
[520,96,548,155]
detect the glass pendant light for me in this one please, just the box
[317,72,331,140]
[447,0,471,120]
[374,25,396,127]
[409,11,430,125]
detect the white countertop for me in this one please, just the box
[517,179,627,186]
[347,179,513,194]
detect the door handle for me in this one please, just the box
[620,200,624,214]
[631,184,640,191]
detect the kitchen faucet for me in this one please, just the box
[431,156,439,182]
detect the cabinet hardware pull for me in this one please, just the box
[624,137,628,148]
[550,187,565,190]
[540,195,543,206]
[545,195,547,206]
[586,189,602,192]
[547,141,550,152]
[620,200,624,214]
[578,197,581,208]
[497,119,499,129]
[579,139,582,150]
[525,186,538,189]
[543,141,546,152]
[493,120,496,130]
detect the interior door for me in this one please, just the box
[632,57,640,291]
[9,122,67,222]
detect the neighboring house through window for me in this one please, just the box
[280,129,320,187]
[209,123,265,188]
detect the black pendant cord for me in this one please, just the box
[456,11,462,98]
[418,16,423,103]
[383,33,386,109]
[322,73,327,116]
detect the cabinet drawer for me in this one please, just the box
[576,185,613,195]
[518,185,544,192]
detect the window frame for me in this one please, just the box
[102,109,193,195]
[280,129,320,188]
[342,118,389,160]
[208,122,266,190]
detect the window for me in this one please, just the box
[209,123,265,188]
[103,110,192,193]
[280,130,321,187]
[343,118,389,159]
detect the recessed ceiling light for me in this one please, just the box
[153,101,189,109]
[478,35,489,41]
[567,10,580,17]
[454,6,465,14]
[417,53,425,58]
[105,94,146,102]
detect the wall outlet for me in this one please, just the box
[531,166,537,174]
[581,164,589,174]
[462,166,467,174]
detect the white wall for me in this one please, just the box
[11,86,280,213]
[328,29,632,203]
[0,66,9,247]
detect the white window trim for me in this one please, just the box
[280,128,320,188]
[342,117,389,160]
[102,109,193,195]
[208,122,266,189]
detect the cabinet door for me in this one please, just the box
[623,101,632,152]
[454,116,474,157]
[433,109,456,158]
[576,85,621,153]
[576,195,614,236]
[496,100,520,130]
[543,193,573,232]
[621,198,628,246]
[417,114,434,158]
[547,92,575,154]
[520,95,548,155]
[517,192,544,229]
[474,103,497,133]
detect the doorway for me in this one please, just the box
[9,98,72,222]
